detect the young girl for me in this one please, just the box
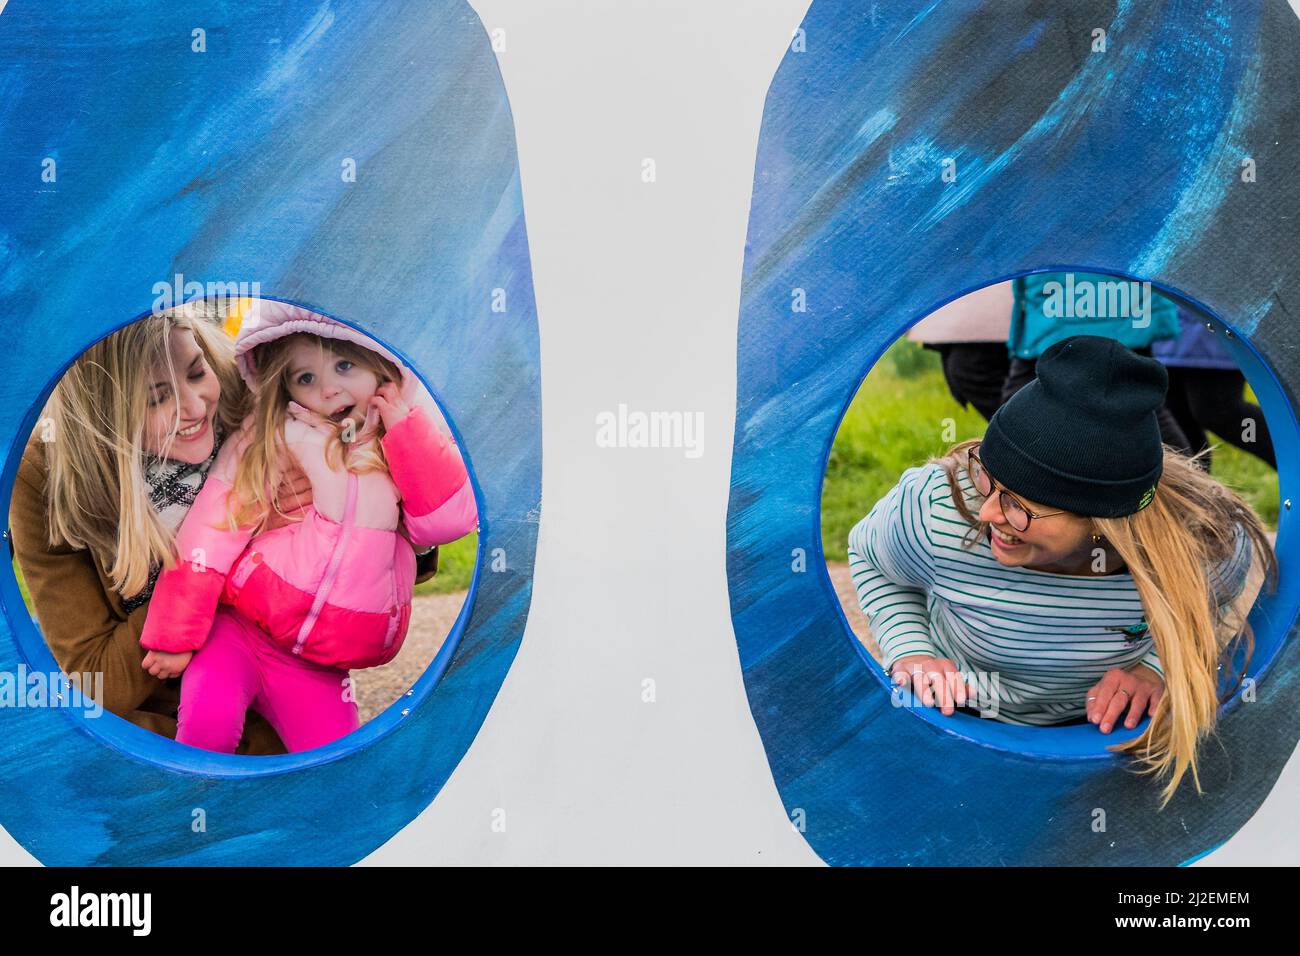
[138,301,477,753]
[848,335,1277,808]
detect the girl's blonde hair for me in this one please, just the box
[229,332,402,532]
[42,304,251,597]
[934,437,1278,809]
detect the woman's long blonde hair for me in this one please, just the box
[41,304,251,597]
[934,437,1278,809]
[229,332,402,532]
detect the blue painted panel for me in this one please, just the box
[729,0,1300,865]
[0,0,539,864]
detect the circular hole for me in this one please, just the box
[4,297,481,774]
[821,271,1294,760]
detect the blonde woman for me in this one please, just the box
[848,335,1276,808]
[8,305,440,752]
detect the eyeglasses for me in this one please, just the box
[966,449,1066,533]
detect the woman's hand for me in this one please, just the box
[890,655,977,716]
[1086,665,1165,733]
[141,649,193,680]
[265,462,313,530]
[369,382,410,431]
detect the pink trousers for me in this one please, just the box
[177,605,360,754]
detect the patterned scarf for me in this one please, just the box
[121,423,225,612]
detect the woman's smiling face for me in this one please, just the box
[975,468,1099,573]
[142,327,222,464]
[284,338,381,426]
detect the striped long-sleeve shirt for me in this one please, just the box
[847,463,1253,725]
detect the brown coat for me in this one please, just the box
[7,433,439,754]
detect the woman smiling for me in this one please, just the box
[848,335,1276,807]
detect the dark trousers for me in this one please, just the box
[1163,367,1276,470]
[1001,347,1194,456]
[926,342,1012,423]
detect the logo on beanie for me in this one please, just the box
[1137,486,1156,510]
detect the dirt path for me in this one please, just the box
[351,589,469,723]
[825,562,883,664]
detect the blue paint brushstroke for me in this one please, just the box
[0,0,540,865]
[728,0,1300,866]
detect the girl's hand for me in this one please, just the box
[142,649,193,680]
[266,462,313,530]
[369,382,410,430]
[890,655,977,716]
[1086,665,1165,733]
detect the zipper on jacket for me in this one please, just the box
[383,572,401,650]
[292,472,359,656]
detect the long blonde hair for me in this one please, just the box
[41,304,251,597]
[229,332,402,532]
[935,437,1278,809]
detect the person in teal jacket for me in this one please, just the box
[1009,272,1181,359]
[1002,272,1191,453]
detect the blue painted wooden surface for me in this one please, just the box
[729,0,1300,865]
[0,0,539,864]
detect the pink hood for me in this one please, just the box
[234,300,444,426]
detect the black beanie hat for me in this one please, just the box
[979,335,1165,518]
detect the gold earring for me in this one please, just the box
[1091,533,1104,544]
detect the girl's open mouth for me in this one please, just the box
[328,405,355,424]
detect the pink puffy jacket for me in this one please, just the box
[140,304,478,670]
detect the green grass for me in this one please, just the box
[12,559,32,615]
[414,532,477,596]
[820,340,1279,562]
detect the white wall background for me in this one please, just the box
[365,0,821,865]
[0,0,1295,866]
